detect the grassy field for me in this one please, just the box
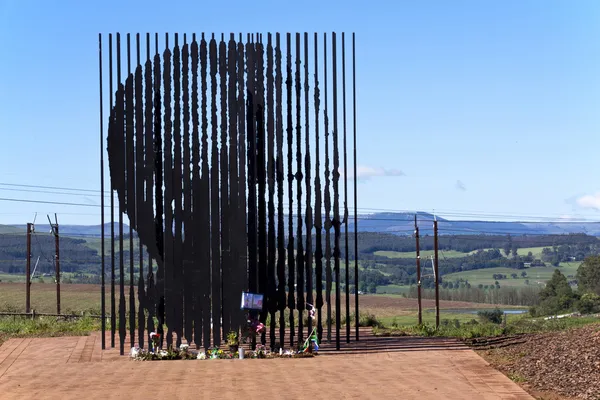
[374,250,469,259]
[374,246,550,260]
[376,284,411,295]
[81,236,134,254]
[0,283,129,314]
[444,262,580,287]
[516,246,546,257]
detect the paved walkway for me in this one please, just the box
[0,330,533,399]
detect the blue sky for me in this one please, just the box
[0,0,599,225]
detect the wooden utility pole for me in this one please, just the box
[414,215,422,325]
[433,218,440,329]
[48,214,60,314]
[26,222,32,313]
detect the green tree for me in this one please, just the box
[539,269,575,313]
[576,256,600,295]
[368,283,377,294]
[511,273,518,279]
[577,293,600,314]
[503,235,512,257]
[521,271,527,278]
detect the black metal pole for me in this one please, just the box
[127,33,136,351]
[313,32,324,343]
[415,215,422,325]
[99,33,106,350]
[304,32,313,338]
[342,32,350,343]
[352,32,359,341]
[332,32,341,351]
[117,32,126,356]
[109,33,116,349]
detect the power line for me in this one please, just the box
[0,197,108,208]
[0,182,101,193]
[0,187,113,199]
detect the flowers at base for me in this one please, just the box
[130,347,140,358]
[180,344,190,352]
[149,332,161,352]
[159,350,169,357]
[197,352,206,360]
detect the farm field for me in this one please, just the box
[0,283,516,321]
[0,283,120,314]
[374,246,550,260]
[374,249,469,259]
[443,262,580,287]
[376,284,410,295]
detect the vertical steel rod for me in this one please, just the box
[304,32,313,337]
[313,32,324,342]
[109,33,116,349]
[116,32,126,356]
[295,32,305,344]
[352,32,359,341]
[127,33,136,350]
[99,33,106,350]
[342,32,350,343]
[323,32,332,344]
[332,32,341,351]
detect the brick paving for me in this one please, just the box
[0,329,533,399]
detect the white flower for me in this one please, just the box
[129,347,140,358]
[197,352,206,360]
[180,344,189,352]
[159,350,168,357]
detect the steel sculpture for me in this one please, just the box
[99,32,358,354]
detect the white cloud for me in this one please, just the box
[341,165,405,180]
[576,193,600,210]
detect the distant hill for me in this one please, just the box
[0,225,24,234]
[6,222,127,238]
[2,212,599,238]
[346,212,600,236]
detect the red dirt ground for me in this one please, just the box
[0,328,533,399]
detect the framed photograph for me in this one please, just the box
[241,292,264,311]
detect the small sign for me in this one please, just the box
[240,292,264,311]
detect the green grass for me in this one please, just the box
[374,247,550,260]
[375,284,410,295]
[374,250,469,259]
[516,246,546,258]
[81,236,133,253]
[444,262,580,287]
[0,315,101,347]
[373,314,599,340]
[0,283,118,314]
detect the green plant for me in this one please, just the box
[227,330,239,346]
[477,308,503,324]
[359,313,383,328]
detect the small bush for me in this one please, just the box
[359,313,382,328]
[477,308,503,324]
